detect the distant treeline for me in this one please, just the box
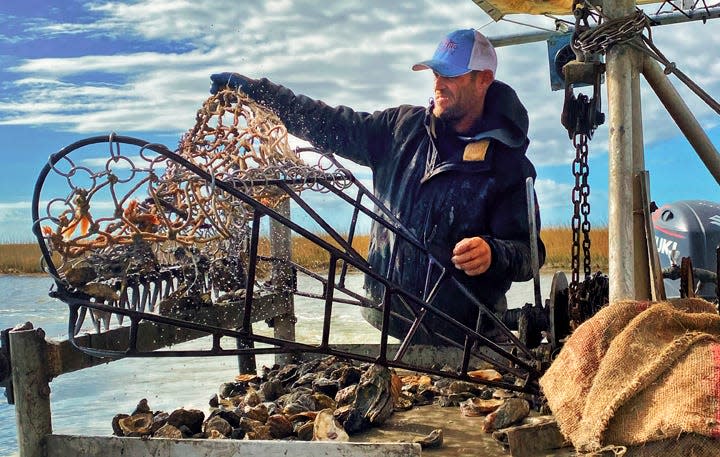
[0,227,609,275]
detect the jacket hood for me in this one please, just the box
[427,79,529,150]
[470,79,529,149]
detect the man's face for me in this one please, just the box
[432,71,492,131]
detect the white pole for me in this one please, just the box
[606,0,639,302]
[270,199,296,367]
[631,51,652,300]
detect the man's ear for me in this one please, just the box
[472,70,494,93]
[478,70,494,85]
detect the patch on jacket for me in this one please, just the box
[463,140,490,161]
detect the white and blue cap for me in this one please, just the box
[412,29,497,77]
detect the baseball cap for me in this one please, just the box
[412,29,497,77]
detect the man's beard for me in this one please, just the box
[433,104,461,124]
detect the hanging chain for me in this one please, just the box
[568,132,593,326]
[564,0,606,327]
[570,133,592,282]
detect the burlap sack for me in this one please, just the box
[624,432,720,456]
[540,297,719,453]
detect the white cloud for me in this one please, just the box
[1,0,718,232]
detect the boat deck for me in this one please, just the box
[355,403,574,456]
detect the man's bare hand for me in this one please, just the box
[451,237,491,276]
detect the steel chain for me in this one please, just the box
[566,0,602,326]
[569,132,592,319]
[574,9,649,55]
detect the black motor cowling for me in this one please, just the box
[653,200,720,300]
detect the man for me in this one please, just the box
[210,28,545,345]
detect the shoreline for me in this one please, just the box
[0,228,610,276]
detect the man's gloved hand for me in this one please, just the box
[210,72,253,94]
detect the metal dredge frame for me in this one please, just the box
[32,101,543,395]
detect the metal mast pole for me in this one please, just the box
[605,0,643,302]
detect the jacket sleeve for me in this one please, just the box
[241,78,401,168]
[482,160,546,282]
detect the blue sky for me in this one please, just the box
[0,0,718,241]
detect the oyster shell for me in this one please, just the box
[313,408,349,442]
[468,368,503,383]
[167,408,205,435]
[118,413,153,436]
[154,423,183,439]
[414,428,443,449]
[82,282,120,302]
[267,414,293,439]
[334,384,357,407]
[111,414,129,436]
[352,363,394,426]
[483,397,530,432]
[296,421,315,441]
[460,397,505,417]
[64,264,97,288]
[203,415,232,437]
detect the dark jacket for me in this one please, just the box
[242,78,545,344]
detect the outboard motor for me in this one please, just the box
[653,200,720,300]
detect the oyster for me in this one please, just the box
[118,413,153,436]
[414,428,443,449]
[154,423,183,439]
[468,368,503,383]
[82,282,120,302]
[203,415,232,437]
[243,390,261,407]
[459,397,505,417]
[334,384,357,407]
[207,429,228,439]
[353,363,394,426]
[296,421,315,441]
[167,408,205,435]
[132,398,151,415]
[400,374,433,389]
[267,414,293,439]
[111,414,129,436]
[64,264,97,288]
[483,397,530,432]
[243,403,269,423]
[313,408,349,442]
[312,392,336,411]
[235,373,260,383]
[259,378,286,402]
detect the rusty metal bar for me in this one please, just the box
[638,171,667,300]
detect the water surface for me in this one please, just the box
[0,272,555,456]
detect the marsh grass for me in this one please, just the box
[541,225,609,272]
[0,243,45,274]
[0,227,607,275]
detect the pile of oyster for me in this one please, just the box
[112,355,536,448]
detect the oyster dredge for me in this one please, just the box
[2,0,719,456]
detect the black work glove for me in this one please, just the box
[209,72,253,94]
